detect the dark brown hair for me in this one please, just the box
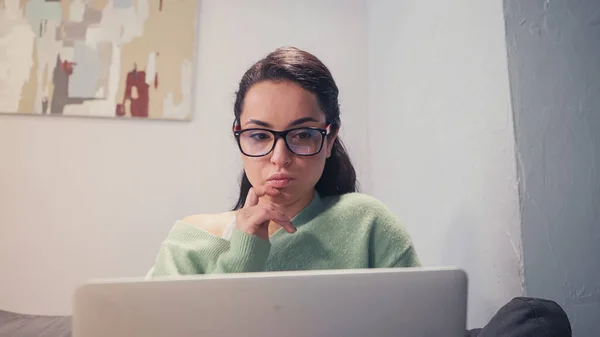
[232,46,357,210]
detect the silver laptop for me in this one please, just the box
[73,267,467,337]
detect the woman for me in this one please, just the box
[146,46,420,277]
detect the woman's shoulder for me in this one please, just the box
[324,192,392,215]
[327,193,417,265]
[323,192,408,232]
[180,211,236,238]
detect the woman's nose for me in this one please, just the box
[270,138,292,166]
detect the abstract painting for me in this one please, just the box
[0,0,198,120]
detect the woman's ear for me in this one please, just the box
[325,127,339,158]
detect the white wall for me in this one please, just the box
[1,0,529,330]
[0,0,369,315]
[367,0,524,329]
[504,1,600,335]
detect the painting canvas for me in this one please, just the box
[0,0,198,120]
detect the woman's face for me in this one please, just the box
[238,80,336,205]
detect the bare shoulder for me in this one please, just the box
[181,211,236,237]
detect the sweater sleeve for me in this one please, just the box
[366,201,422,268]
[147,221,271,278]
[371,226,422,268]
[391,244,421,268]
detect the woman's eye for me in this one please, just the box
[295,132,313,140]
[249,132,271,140]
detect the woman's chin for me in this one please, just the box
[265,188,292,202]
[264,187,315,206]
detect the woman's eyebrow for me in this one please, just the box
[245,119,271,127]
[244,117,320,128]
[288,117,319,127]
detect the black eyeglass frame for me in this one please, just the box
[233,126,330,157]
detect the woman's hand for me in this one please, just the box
[235,186,297,240]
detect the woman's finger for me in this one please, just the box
[278,220,297,234]
[244,187,259,208]
[247,208,295,232]
[247,208,290,225]
[253,185,280,198]
[252,185,266,198]
[265,186,281,197]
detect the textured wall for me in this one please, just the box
[368,0,524,329]
[504,0,600,335]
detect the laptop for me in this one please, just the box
[72,267,467,337]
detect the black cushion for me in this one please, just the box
[466,297,571,337]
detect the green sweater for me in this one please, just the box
[147,192,420,278]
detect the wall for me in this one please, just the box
[0,0,369,315]
[367,0,524,329]
[1,0,536,330]
[504,0,600,335]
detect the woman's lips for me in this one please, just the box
[267,173,293,188]
[267,178,291,188]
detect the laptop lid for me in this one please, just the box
[73,267,467,337]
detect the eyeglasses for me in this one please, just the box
[233,125,330,157]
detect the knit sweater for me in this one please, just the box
[146,192,420,278]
